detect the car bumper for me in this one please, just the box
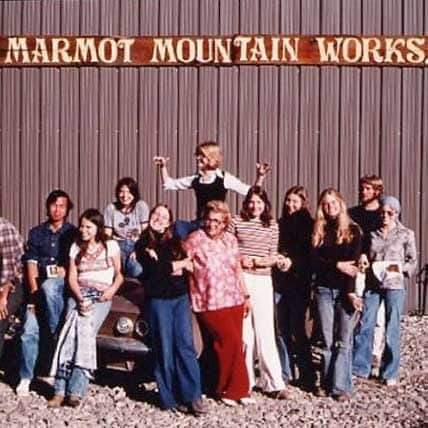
[97,335,150,355]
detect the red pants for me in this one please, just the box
[198,305,249,400]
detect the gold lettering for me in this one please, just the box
[250,37,268,61]
[281,37,299,62]
[4,37,30,63]
[406,38,425,64]
[31,38,50,63]
[384,38,406,63]
[214,38,232,63]
[233,36,252,61]
[361,38,384,63]
[117,38,135,63]
[316,37,343,62]
[51,38,72,63]
[342,37,362,63]
[74,38,98,63]
[150,38,176,63]
[98,38,118,63]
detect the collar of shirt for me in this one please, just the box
[197,169,224,183]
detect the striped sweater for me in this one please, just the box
[229,215,279,275]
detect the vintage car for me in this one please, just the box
[96,279,203,373]
[96,279,151,372]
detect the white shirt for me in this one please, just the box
[163,169,250,196]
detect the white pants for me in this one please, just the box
[242,272,285,392]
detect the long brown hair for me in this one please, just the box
[281,185,310,219]
[240,186,272,227]
[312,188,355,247]
[75,209,109,264]
[142,204,186,260]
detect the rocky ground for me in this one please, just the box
[0,316,427,428]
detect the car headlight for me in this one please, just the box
[134,319,149,339]
[115,317,134,336]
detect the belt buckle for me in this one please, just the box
[46,264,59,278]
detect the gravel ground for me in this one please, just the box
[0,316,427,428]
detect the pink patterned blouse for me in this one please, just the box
[183,229,244,312]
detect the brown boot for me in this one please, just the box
[67,395,82,408]
[47,394,65,408]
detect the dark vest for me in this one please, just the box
[191,173,228,219]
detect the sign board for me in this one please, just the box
[1,35,427,67]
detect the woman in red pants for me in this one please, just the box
[183,200,252,406]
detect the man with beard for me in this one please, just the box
[349,175,384,375]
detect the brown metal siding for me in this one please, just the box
[0,0,427,313]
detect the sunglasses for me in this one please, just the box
[381,210,395,217]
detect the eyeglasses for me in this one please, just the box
[381,210,395,217]
[205,218,224,225]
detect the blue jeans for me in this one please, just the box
[353,288,405,381]
[19,277,65,380]
[119,239,143,278]
[316,286,355,395]
[54,297,111,398]
[149,295,202,409]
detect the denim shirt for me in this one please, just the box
[24,221,78,280]
[369,222,417,289]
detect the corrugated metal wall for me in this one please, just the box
[0,0,427,313]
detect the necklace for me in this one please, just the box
[84,242,104,262]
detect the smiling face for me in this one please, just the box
[118,185,134,209]
[149,206,171,233]
[380,204,397,228]
[285,193,303,215]
[195,153,212,172]
[322,194,341,219]
[79,217,98,243]
[204,211,226,239]
[247,194,265,219]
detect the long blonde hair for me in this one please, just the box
[312,188,354,247]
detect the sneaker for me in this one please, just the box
[47,394,65,408]
[385,378,398,387]
[16,379,31,397]
[190,398,208,415]
[239,396,256,405]
[67,395,81,408]
[221,398,238,407]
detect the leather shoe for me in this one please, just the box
[47,394,65,408]
[67,395,81,408]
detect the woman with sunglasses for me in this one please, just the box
[353,196,417,386]
[104,177,149,278]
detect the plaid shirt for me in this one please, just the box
[0,217,24,286]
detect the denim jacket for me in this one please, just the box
[369,222,417,289]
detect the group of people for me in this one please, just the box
[0,141,417,415]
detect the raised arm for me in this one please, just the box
[254,162,271,187]
[153,156,172,184]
